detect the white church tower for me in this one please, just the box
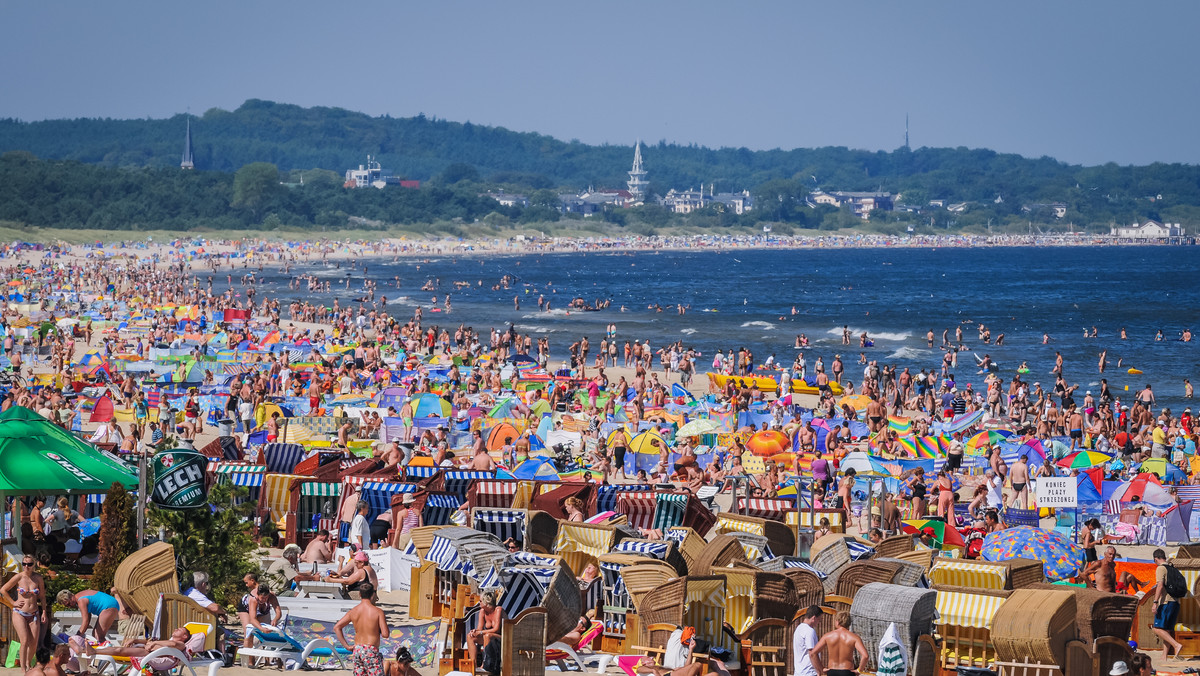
[627,140,648,203]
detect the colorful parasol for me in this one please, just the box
[1056,450,1112,469]
[901,518,966,549]
[980,525,1085,581]
[965,429,1013,454]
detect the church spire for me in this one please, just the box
[181,116,194,170]
[627,139,648,202]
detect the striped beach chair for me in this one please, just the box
[652,492,689,531]
[261,473,306,530]
[421,492,461,526]
[466,479,519,509]
[615,491,657,530]
[260,443,307,474]
[472,508,527,544]
[736,497,795,522]
[361,481,415,519]
[595,484,652,514]
[442,471,493,502]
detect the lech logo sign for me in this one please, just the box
[151,448,207,509]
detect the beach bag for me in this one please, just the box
[1164,564,1188,599]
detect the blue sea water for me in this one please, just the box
[281,245,1200,412]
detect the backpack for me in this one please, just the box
[1164,564,1189,599]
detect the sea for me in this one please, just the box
[258,245,1200,413]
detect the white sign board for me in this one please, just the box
[1036,478,1078,508]
[333,546,409,592]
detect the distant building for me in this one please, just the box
[1111,220,1184,238]
[627,140,648,203]
[559,188,635,215]
[810,190,894,219]
[711,190,754,215]
[484,191,528,208]
[344,155,418,189]
[660,187,754,215]
[181,117,194,170]
[1021,202,1067,219]
[661,188,706,214]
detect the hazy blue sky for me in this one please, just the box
[2,1,1197,166]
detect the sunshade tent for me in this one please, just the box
[486,422,521,451]
[629,430,668,456]
[410,393,451,418]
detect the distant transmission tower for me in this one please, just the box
[905,113,910,150]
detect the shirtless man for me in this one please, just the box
[810,612,868,676]
[1068,406,1084,451]
[1009,455,1029,509]
[1083,546,1145,594]
[864,398,885,434]
[335,582,389,676]
[301,530,334,564]
[26,645,69,676]
[469,444,495,471]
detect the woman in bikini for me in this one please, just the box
[2,554,47,670]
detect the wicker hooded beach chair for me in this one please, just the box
[780,568,825,607]
[739,618,788,676]
[990,587,1077,670]
[848,582,936,673]
[834,560,902,599]
[501,607,546,676]
[113,541,179,621]
[713,512,796,559]
[664,526,705,572]
[693,533,748,574]
[621,560,679,611]
[1026,582,1138,644]
[874,533,915,558]
[932,584,1012,672]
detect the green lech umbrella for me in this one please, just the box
[0,405,138,493]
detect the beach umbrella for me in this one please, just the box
[0,406,138,493]
[629,430,668,457]
[676,418,721,438]
[839,451,890,477]
[528,399,551,417]
[1057,450,1112,469]
[329,393,373,408]
[838,395,872,412]
[747,430,791,457]
[942,410,986,435]
[980,525,1085,581]
[965,429,1013,454]
[901,519,966,550]
[1014,438,1047,464]
[486,422,521,451]
[1138,458,1188,484]
[410,393,451,419]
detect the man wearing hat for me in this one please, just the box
[265,544,303,596]
[917,527,938,549]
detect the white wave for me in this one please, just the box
[825,327,911,341]
[520,309,571,318]
[514,324,557,334]
[741,321,776,330]
[680,328,697,335]
[887,347,931,361]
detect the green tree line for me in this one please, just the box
[1,98,1199,231]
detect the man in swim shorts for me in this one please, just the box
[809,611,867,676]
[335,582,388,676]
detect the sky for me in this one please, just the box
[2,1,1198,166]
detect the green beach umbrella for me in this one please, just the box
[0,406,138,493]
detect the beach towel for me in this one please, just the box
[876,622,908,676]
